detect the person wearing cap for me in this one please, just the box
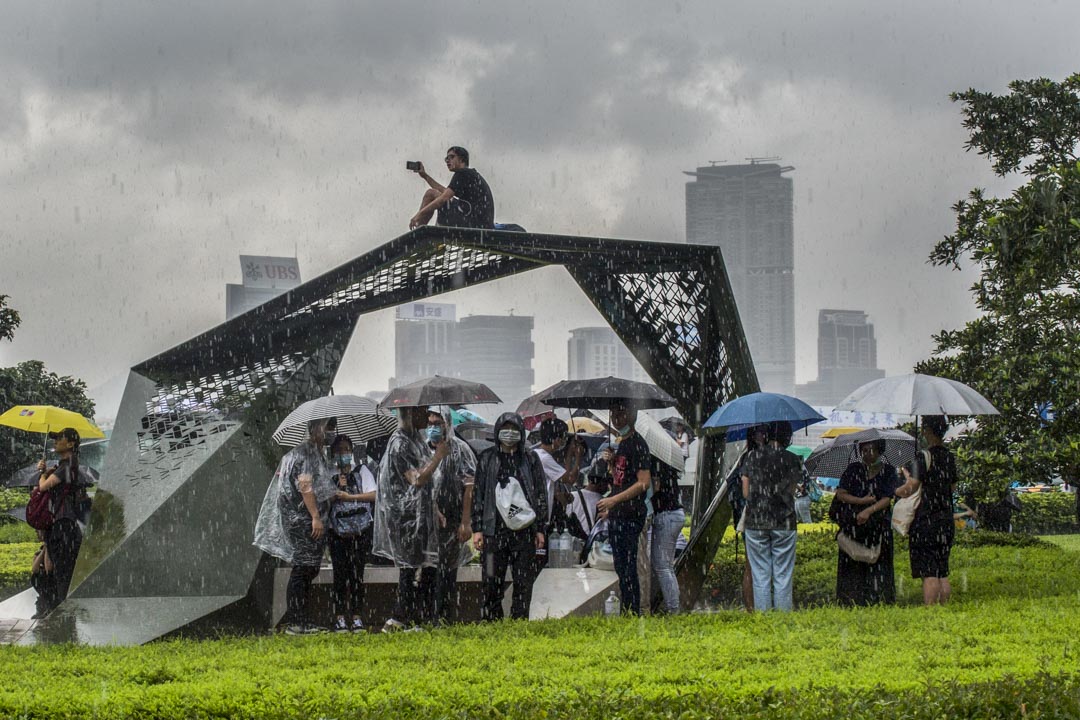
[595,401,652,615]
[740,421,801,612]
[34,427,90,617]
[533,418,582,548]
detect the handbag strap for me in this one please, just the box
[576,490,594,531]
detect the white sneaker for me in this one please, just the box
[332,617,350,634]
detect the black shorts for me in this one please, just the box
[908,522,954,579]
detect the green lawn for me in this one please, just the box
[1039,533,1080,552]
[2,531,1080,718]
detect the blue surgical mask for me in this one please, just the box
[426,426,445,444]
[336,453,353,469]
[617,425,632,437]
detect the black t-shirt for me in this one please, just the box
[609,434,650,521]
[911,445,957,537]
[445,168,494,229]
[741,446,800,531]
[651,460,683,514]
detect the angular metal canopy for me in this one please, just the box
[27,226,758,644]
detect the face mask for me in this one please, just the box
[498,429,521,446]
[616,425,632,437]
[335,454,353,469]
[426,426,445,444]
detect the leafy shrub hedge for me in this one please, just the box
[1011,491,1079,534]
[0,487,27,512]
[0,521,36,544]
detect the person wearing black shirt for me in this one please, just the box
[595,402,652,615]
[650,457,685,614]
[895,415,957,606]
[409,146,495,230]
[33,427,90,618]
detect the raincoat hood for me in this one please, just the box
[493,412,527,452]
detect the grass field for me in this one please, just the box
[2,531,1080,718]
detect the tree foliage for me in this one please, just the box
[0,295,19,344]
[0,295,96,479]
[918,74,1080,502]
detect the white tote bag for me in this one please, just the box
[495,476,536,531]
[892,450,930,536]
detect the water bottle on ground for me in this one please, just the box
[604,590,621,616]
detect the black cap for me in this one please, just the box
[48,427,80,442]
[540,418,569,445]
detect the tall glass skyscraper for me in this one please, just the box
[685,161,795,394]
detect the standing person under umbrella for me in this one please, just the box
[740,421,801,612]
[374,406,447,631]
[833,439,901,606]
[895,415,958,606]
[427,408,476,625]
[471,413,547,621]
[595,401,652,615]
[254,418,339,634]
[33,428,91,618]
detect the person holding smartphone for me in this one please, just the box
[408,146,494,230]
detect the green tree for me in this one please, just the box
[0,296,96,479]
[0,295,19,343]
[918,74,1080,518]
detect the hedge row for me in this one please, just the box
[810,490,1080,534]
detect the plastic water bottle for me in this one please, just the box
[604,590,621,616]
[557,529,573,567]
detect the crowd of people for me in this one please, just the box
[733,415,958,612]
[256,400,689,635]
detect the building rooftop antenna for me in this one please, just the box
[707,160,727,166]
[746,156,782,164]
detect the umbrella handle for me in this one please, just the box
[42,433,49,462]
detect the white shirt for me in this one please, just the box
[533,447,567,522]
[570,488,602,534]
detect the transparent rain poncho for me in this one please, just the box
[372,427,438,568]
[431,408,478,568]
[253,439,338,564]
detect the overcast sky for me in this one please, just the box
[1,1,1077,421]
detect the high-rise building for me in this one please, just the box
[795,309,885,406]
[390,304,535,417]
[226,255,301,320]
[390,302,458,389]
[685,160,795,394]
[567,327,650,383]
[457,314,535,416]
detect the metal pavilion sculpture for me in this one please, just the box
[29,226,758,644]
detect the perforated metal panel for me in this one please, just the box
[36,226,756,644]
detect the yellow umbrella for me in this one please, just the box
[820,426,867,439]
[566,416,607,434]
[0,405,105,439]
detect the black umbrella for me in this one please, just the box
[542,376,675,410]
[381,375,502,409]
[515,381,570,420]
[453,421,495,442]
[804,428,917,479]
[6,462,100,488]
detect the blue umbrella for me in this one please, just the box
[703,392,826,439]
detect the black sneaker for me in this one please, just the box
[350,618,365,633]
[332,617,350,634]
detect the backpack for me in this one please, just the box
[26,482,72,531]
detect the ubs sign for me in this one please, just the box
[239,255,301,290]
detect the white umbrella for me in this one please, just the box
[593,409,684,471]
[835,373,999,417]
[272,395,399,447]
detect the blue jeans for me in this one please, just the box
[609,516,646,615]
[794,495,812,524]
[651,509,685,613]
[745,529,796,612]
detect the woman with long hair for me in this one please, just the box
[34,427,88,617]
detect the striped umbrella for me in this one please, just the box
[272,395,399,448]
